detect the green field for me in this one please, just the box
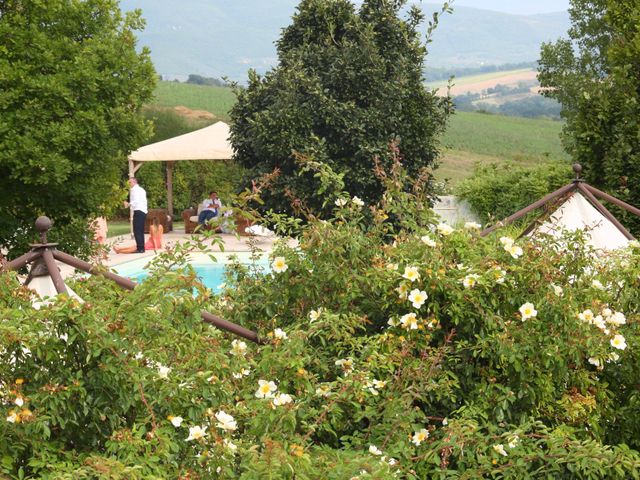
[437,111,567,185]
[151,82,236,121]
[150,81,567,186]
[425,68,535,90]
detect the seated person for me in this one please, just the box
[198,191,223,225]
[114,223,163,254]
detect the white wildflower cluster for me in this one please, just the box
[421,235,437,247]
[309,308,323,322]
[254,379,294,407]
[436,223,455,236]
[170,408,238,442]
[500,236,523,259]
[229,339,247,356]
[493,434,520,457]
[335,357,354,375]
[579,306,628,364]
[363,378,386,396]
[462,273,480,289]
[334,196,365,208]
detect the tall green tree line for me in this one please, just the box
[0,0,156,258]
[539,0,640,231]
[230,0,452,217]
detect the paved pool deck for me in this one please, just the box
[57,229,295,279]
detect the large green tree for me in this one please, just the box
[538,0,640,231]
[0,0,156,258]
[230,0,451,216]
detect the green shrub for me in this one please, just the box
[2,163,640,478]
[455,162,573,225]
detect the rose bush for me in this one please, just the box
[1,164,640,478]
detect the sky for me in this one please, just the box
[442,0,570,15]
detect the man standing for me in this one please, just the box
[125,177,148,253]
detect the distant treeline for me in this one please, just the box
[425,61,538,81]
[185,74,229,87]
[455,93,561,119]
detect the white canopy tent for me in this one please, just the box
[481,164,640,251]
[526,192,630,251]
[128,121,235,217]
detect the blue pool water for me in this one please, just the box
[114,255,268,292]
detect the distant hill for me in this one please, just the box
[120,0,569,81]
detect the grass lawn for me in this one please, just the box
[435,111,568,187]
[107,220,185,238]
[151,82,236,121]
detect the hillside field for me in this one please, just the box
[152,82,236,121]
[426,68,539,96]
[149,81,568,186]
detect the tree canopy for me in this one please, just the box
[538,0,640,231]
[0,0,156,258]
[230,0,451,216]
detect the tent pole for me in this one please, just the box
[167,161,175,219]
[42,249,68,294]
[480,182,576,237]
[577,183,634,240]
[585,184,640,217]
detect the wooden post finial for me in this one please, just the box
[35,216,52,244]
[573,163,583,181]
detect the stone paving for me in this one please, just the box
[58,228,291,279]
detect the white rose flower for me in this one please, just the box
[169,416,183,427]
[273,393,293,406]
[400,312,419,330]
[273,328,288,340]
[519,302,537,321]
[352,196,365,207]
[368,445,383,456]
[255,379,278,398]
[186,425,207,441]
[421,235,437,247]
[408,289,428,309]
[610,334,627,350]
[436,223,455,236]
[411,428,429,446]
[272,256,288,273]
[215,410,238,431]
[402,266,420,282]
[230,339,247,356]
[493,444,508,457]
[462,274,480,289]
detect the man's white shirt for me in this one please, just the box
[202,198,222,211]
[130,184,148,213]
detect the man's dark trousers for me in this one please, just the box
[133,210,147,252]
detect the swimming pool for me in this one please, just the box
[113,252,269,292]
